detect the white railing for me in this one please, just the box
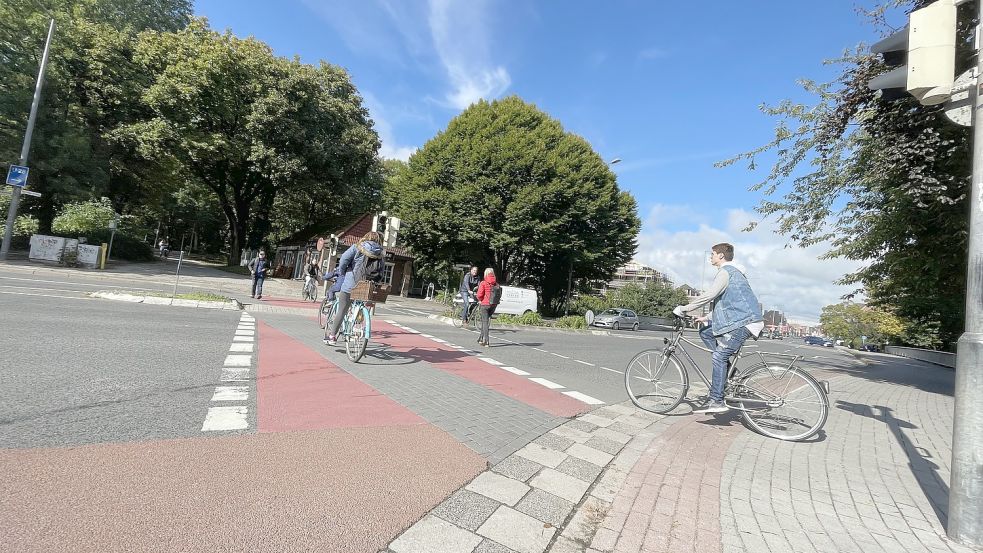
[884,346,955,368]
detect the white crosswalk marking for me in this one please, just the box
[563,391,605,405]
[530,377,564,390]
[229,343,254,352]
[212,386,249,401]
[202,406,248,431]
[224,354,251,367]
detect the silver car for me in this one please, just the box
[592,308,639,331]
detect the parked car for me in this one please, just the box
[592,308,639,331]
[823,339,835,347]
[860,344,881,352]
[803,336,826,346]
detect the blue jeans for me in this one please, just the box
[699,323,751,402]
[251,276,265,297]
[461,291,472,320]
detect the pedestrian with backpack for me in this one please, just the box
[475,267,502,347]
[323,231,385,346]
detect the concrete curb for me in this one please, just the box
[91,291,242,310]
[385,402,665,553]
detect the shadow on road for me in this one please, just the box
[835,399,950,528]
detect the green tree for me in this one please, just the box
[391,96,640,314]
[820,302,905,347]
[51,197,115,234]
[0,0,192,231]
[119,20,381,264]
[718,0,972,347]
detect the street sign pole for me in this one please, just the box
[950,4,983,545]
[1,19,55,260]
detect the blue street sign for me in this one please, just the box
[6,165,29,187]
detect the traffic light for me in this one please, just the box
[868,0,958,105]
[377,214,388,234]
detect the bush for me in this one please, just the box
[52,199,117,235]
[497,312,545,326]
[85,230,155,261]
[553,315,587,329]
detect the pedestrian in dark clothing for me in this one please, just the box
[248,250,269,299]
[475,268,499,346]
[459,266,480,323]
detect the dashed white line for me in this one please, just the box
[211,386,249,401]
[224,354,252,367]
[202,406,248,431]
[529,377,565,390]
[477,357,504,366]
[234,329,254,336]
[563,391,605,405]
[598,366,623,375]
[232,336,254,342]
[550,353,569,359]
[499,366,531,376]
[533,347,547,352]
[574,360,595,366]
[229,343,254,352]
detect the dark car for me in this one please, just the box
[861,344,881,352]
[803,336,825,346]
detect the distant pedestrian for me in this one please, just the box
[459,266,480,324]
[475,268,502,347]
[248,250,269,299]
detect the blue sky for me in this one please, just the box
[194,0,904,323]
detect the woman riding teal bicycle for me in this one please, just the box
[323,231,385,346]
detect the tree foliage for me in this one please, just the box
[718,0,972,347]
[118,19,381,263]
[391,96,640,314]
[819,302,905,347]
[572,283,689,318]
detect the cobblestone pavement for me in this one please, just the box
[387,352,981,553]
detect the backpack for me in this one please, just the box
[488,283,503,305]
[353,252,385,283]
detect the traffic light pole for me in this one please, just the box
[0,19,54,260]
[950,4,983,545]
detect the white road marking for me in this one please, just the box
[563,391,605,405]
[0,276,165,291]
[499,366,531,376]
[432,338,448,343]
[0,290,91,300]
[202,406,248,431]
[211,386,249,401]
[0,284,94,294]
[220,368,250,382]
[224,354,252,367]
[574,360,595,366]
[530,377,565,390]
[477,357,504,366]
[599,366,623,375]
[551,353,570,359]
[533,347,547,352]
[235,329,255,336]
[421,334,435,338]
[384,319,398,324]
[229,343,254,352]
[232,336,254,342]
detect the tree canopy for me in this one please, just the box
[389,96,640,314]
[719,0,972,347]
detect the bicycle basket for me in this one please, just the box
[350,280,390,303]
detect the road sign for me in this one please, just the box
[585,310,595,326]
[5,165,29,187]
[944,69,974,127]
[19,189,40,197]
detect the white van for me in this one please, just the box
[452,285,538,315]
[496,286,538,315]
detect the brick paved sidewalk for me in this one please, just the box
[385,353,981,553]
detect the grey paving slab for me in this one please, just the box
[555,455,604,483]
[477,506,556,553]
[475,539,518,553]
[529,468,591,504]
[492,455,545,482]
[433,490,502,532]
[515,488,575,527]
[390,515,483,553]
[466,471,531,506]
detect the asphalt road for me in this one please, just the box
[0,280,241,449]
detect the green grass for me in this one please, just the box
[134,290,231,302]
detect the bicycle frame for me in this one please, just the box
[660,321,806,408]
[341,299,374,340]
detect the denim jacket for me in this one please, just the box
[710,265,762,335]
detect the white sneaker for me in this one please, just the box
[694,401,729,414]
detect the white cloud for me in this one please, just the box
[635,205,865,324]
[428,0,511,109]
[362,91,418,161]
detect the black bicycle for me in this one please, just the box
[452,292,480,332]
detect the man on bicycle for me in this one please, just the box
[673,243,763,414]
[459,266,480,324]
[323,232,385,346]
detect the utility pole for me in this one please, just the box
[951,0,983,543]
[1,19,55,260]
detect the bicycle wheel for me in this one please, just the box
[468,307,481,332]
[323,300,340,340]
[452,307,465,328]
[346,308,368,362]
[625,348,688,414]
[735,365,828,441]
